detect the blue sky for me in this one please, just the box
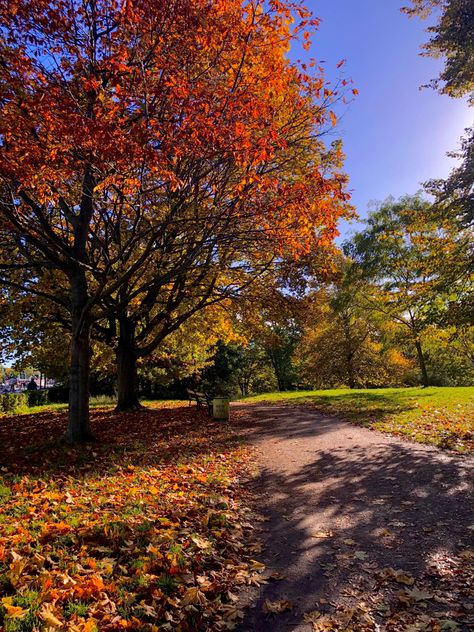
[296,0,472,240]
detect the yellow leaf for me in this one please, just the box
[3,603,26,619]
[310,530,334,538]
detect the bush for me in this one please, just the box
[0,392,27,414]
[27,390,50,407]
[47,385,69,403]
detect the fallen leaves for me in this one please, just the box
[311,530,335,539]
[399,585,433,604]
[379,567,416,585]
[0,405,260,631]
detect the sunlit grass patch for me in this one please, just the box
[244,387,474,453]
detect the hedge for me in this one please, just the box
[0,392,27,414]
[0,390,51,414]
[27,389,50,407]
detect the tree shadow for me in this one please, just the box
[234,404,474,631]
[0,405,239,477]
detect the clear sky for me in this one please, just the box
[296,0,472,240]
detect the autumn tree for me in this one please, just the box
[0,0,351,439]
[345,195,469,386]
[295,267,413,389]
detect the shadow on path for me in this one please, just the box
[233,403,474,631]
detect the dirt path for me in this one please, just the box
[234,403,474,631]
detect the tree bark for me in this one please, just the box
[116,315,142,411]
[415,339,430,387]
[66,272,94,443]
[346,351,355,389]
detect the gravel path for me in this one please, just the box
[234,403,474,631]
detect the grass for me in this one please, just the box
[243,386,474,453]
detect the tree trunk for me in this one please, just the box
[347,352,355,389]
[415,339,429,387]
[116,316,142,411]
[66,273,94,443]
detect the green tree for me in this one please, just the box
[402,0,474,102]
[403,1,474,228]
[346,195,463,386]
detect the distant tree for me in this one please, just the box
[298,280,413,389]
[423,325,474,385]
[233,344,274,397]
[346,195,467,386]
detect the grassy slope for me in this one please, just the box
[243,387,474,453]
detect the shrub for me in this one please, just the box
[0,393,27,414]
[27,390,50,407]
[47,385,69,403]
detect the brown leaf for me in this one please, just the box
[262,599,293,614]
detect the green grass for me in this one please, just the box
[243,387,474,453]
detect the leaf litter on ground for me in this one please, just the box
[0,404,263,631]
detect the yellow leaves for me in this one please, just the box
[9,555,27,588]
[249,559,266,572]
[1,597,26,619]
[310,530,335,538]
[190,534,212,550]
[149,486,159,495]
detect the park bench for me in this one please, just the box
[186,388,212,416]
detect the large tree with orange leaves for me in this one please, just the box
[0,0,350,441]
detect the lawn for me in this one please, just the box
[244,387,474,453]
[0,404,262,631]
